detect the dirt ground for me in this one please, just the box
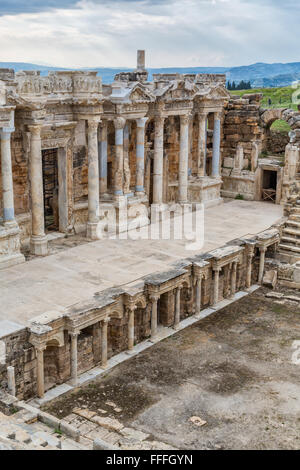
[44,288,300,450]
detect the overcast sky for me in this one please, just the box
[0,0,298,68]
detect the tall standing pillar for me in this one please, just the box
[87,119,100,239]
[212,112,221,178]
[101,318,109,368]
[135,117,147,195]
[197,112,208,177]
[195,276,202,318]
[150,295,159,338]
[0,127,16,225]
[70,331,79,386]
[213,267,221,306]
[99,120,108,197]
[179,114,190,204]
[123,122,131,195]
[28,124,48,256]
[127,305,136,351]
[174,286,182,329]
[113,117,126,199]
[258,246,266,284]
[246,247,255,288]
[153,116,165,205]
[36,345,46,399]
[230,262,237,298]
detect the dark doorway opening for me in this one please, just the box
[262,170,277,203]
[42,148,59,231]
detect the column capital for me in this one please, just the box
[102,316,110,324]
[198,111,208,119]
[87,119,100,131]
[154,115,165,127]
[28,124,42,136]
[0,127,15,137]
[180,113,191,126]
[114,116,126,129]
[136,117,148,128]
[35,344,46,353]
[213,265,222,272]
[150,294,160,303]
[214,111,222,120]
[259,245,267,253]
[69,330,80,338]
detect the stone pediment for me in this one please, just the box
[129,84,155,103]
[158,80,199,101]
[202,85,230,101]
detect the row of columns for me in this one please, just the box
[34,248,261,398]
[152,111,222,205]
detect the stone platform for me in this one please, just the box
[0,200,283,328]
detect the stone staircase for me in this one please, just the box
[278,201,300,262]
[0,408,86,450]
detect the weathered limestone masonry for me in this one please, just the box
[0,225,280,400]
[222,94,300,205]
[0,50,299,400]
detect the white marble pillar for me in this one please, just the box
[246,248,255,288]
[99,120,108,197]
[127,306,136,351]
[0,127,16,225]
[70,331,79,386]
[230,262,237,298]
[114,117,126,199]
[258,246,266,284]
[153,116,165,205]
[195,276,202,318]
[123,122,132,195]
[179,114,190,204]
[150,295,159,338]
[28,125,48,256]
[136,117,147,195]
[7,366,16,397]
[87,119,100,239]
[213,267,221,306]
[101,318,109,368]
[36,345,46,399]
[174,286,182,329]
[212,112,221,178]
[198,113,208,177]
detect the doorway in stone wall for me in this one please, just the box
[262,169,277,203]
[42,148,59,231]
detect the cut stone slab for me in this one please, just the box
[73,408,97,420]
[120,427,150,441]
[91,416,124,432]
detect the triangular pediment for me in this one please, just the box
[160,80,199,101]
[204,85,230,100]
[129,84,154,103]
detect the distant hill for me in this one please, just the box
[1,61,300,87]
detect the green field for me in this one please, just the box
[230,86,299,132]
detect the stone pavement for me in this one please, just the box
[0,200,283,327]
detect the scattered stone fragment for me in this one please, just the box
[73,408,96,420]
[189,416,207,427]
[91,416,124,432]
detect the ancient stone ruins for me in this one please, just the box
[0,50,299,418]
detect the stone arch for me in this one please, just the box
[260,108,286,129]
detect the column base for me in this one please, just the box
[0,223,25,269]
[86,221,103,240]
[30,235,48,256]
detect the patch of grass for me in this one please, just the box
[270,119,291,132]
[230,86,298,111]
[54,428,62,435]
[235,194,244,200]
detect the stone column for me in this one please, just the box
[198,113,208,177]
[246,248,255,288]
[213,267,221,306]
[212,112,221,178]
[70,331,79,386]
[153,116,165,205]
[87,119,100,239]
[114,117,126,199]
[258,246,266,284]
[7,366,16,397]
[127,305,136,351]
[150,295,159,338]
[0,127,16,225]
[179,114,190,203]
[230,262,237,298]
[174,286,182,329]
[28,125,48,256]
[123,122,131,195]
[195,276,202,318]
[36,345,46,399]
[99,120,108,197]
[101,318,109,368]
[135,117,147,195]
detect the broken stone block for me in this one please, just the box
[91,415,124,432]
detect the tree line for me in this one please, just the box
[227,80,252,90]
